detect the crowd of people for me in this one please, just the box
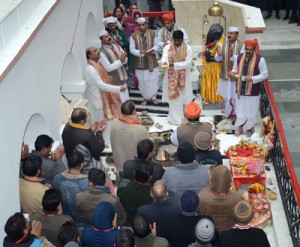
[4,1,273,247]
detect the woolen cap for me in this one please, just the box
[194,217,216,245]
[194,131,212,151]
[233,200,253,225]
[179,190,200,216]
[184,102,201,120]
[177,142,195,164]
[210,165,232,194]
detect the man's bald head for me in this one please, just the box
[151,180,168,202]
[71,108,87,124]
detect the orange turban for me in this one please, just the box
[184,102,201,119]
[244,40,258,48]
[162,12,174,22]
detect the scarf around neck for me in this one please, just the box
[88,59,122,119]
[236,52,257,99]
[134,30,154,71]
[167,41,187,100]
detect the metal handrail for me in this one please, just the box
[260,79,300,246]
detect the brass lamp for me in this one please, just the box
[208,2,223,17]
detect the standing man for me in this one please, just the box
[103,16,129,52]
[99,29,129,102]
[216,26,244,120]
[229,40,268,137]
[155,12,190,53]
[161,30,193,125]
[147,0,164,29]
[86,47,127,122]
[130,17,159,106]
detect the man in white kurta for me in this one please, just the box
[129,17,159,105]
[215,26,244,119]
[99,29,129,103]
[161,30,193,125]
[155,12,190,53]
[86,47,127,122]
[229,40,268,137]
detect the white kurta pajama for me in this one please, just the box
[216,41,244,118]
[85,64,122,121]
[129,36,159,100]
[99,48,129,102]
[232,56,268,131]
[161,43,194,125]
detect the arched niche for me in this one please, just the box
[23,113,50,151]
[60,52,86,99]
[85,12,100,48]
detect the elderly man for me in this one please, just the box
[229,39,268,137]
[103,16,129,52]
[86,47,126,122]
[155,12,190,53]
[110,100,149,172]
[137,180,181,239]
[170,102,212,148]
[62,108,106,160]
[161,30,193,125]
[130,17,159,105]
[99,29,129,102]
[216,26,244,119]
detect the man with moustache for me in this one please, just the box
[99,29,129,102]
[216,26,244,120]
[229,40,268,137]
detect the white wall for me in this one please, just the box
[0,0,103,240]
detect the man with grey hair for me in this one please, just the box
[216,26,244,120]
[137,180,181,238]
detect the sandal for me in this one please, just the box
[203,98,210,104]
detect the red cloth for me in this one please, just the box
[244,40,258,48]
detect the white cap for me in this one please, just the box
[98,29,108,38]
[136,17,146,23]
[102,16,118,26]
[228,26,239,32]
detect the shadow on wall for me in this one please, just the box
[23,113,51,152]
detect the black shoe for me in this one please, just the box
[283,15,289,20]
[264,14,271,19]
[276,14,280,19]
[288,18,297,24]
[297,22,300,26]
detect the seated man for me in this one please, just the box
[165,190,203,247]
[170,102,212,148]
[4,213,54,246]
[53,151,88,226]
[75,168,126,226]
[82,202,120,247]
[20,156,50,214]
[58,221,81,247]
[31,134,66,184]
[132,214,168,247]
[194,131,223,167]
[198,165,243,232]
[31,189,72,246]
[218,200,270,247]
[188,217,218,247]
[137,180,181,239]
[110,100,149,173]
[162,142,209,203]
[62,108,106,161]
[118,161,153,227]
[123,139,165,185]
